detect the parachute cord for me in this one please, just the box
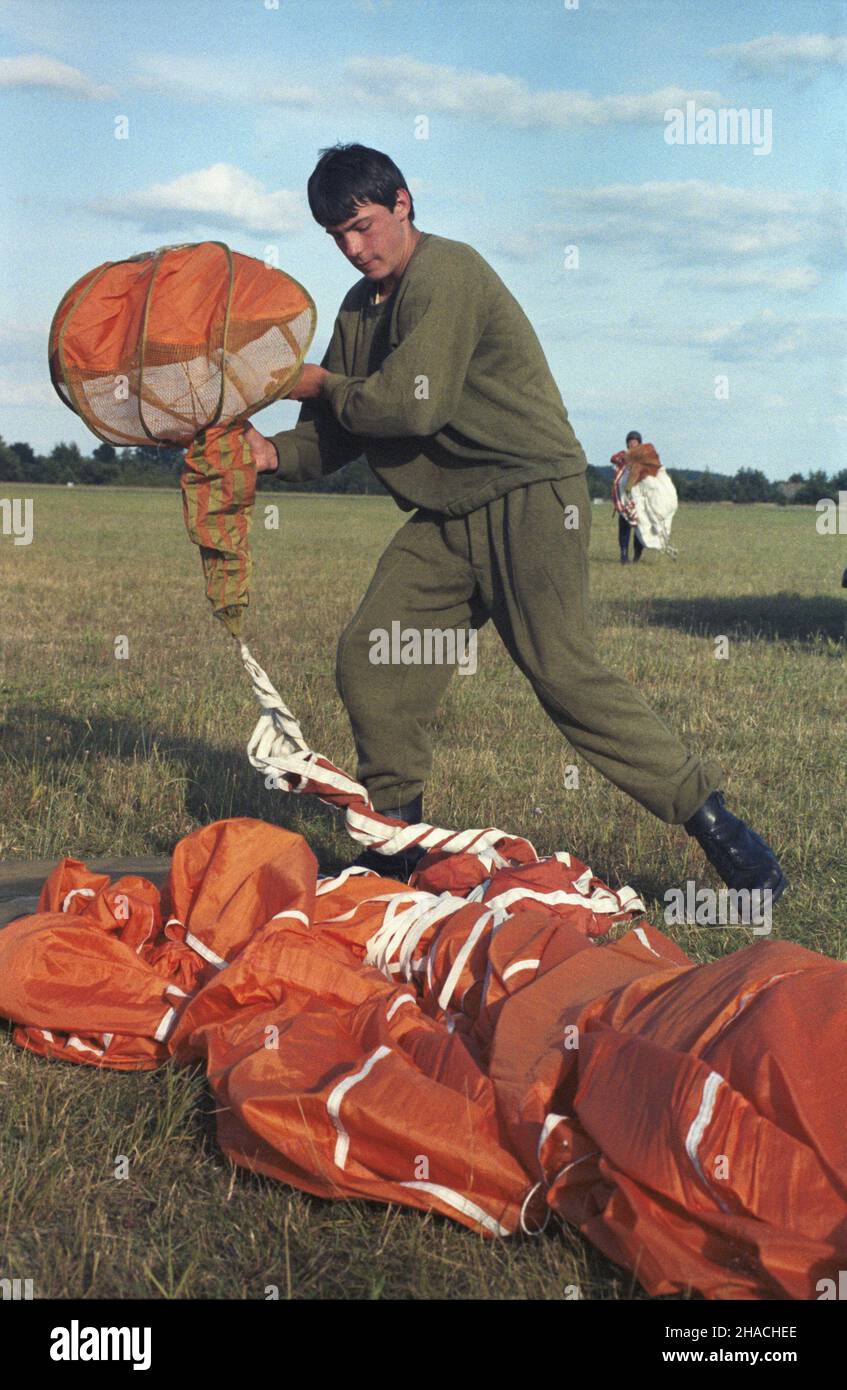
[233,636,537,864]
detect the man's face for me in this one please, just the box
[324,198,408,280]
[626,437,640,450]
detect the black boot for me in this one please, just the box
[350,795,427,879]
[684,792,787,901]
[620,549,629,565]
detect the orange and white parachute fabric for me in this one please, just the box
[611,443,678,557]
[0,653,845,1300]
[1,817,845,1299]
[48,242,317,634]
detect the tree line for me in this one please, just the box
[0,437,387,495]
[1,436,843,505]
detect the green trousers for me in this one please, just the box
[335,474,722,822]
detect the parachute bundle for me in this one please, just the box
[611,442,679,557]
[49,241,317,632]
[48,241,315,446]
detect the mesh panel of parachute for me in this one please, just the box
[48,241,317,635]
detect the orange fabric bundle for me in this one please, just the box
[180,423,257,635]
[0,816,844,1299]
[49,241,315,446]
[49,242,317,632]
[621,441,663,490]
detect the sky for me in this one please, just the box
[0,0,844,480]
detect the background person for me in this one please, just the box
[611,429,645,564]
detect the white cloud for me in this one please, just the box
[595,308,846,362]
[89,164,305,237]
[127,50,726,131]
[545,179,844,269]
[0,53,115,100]
[710,32,847,78]
[488,232,539,261]
[344,55,726,129]
[0,320,50,367]
[131,53,321,107]
[0,0,68,51]
[0,320,49,346]
[689,310,847,361]
[678,266,821,294]
[259,82,324,107]
[569,383,703,415]
[423,182,486,208]
[0,371,58,407]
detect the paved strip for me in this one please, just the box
[0,857,171,929]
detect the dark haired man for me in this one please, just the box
[245,143,786,900]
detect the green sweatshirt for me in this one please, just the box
[269,230,586,517]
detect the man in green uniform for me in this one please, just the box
[246,144,785,899]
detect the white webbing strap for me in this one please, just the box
[239,642,533,863]
[236,642,646,926]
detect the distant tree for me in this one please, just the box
[46,442,82,483]
[667,469,690,501]
[130,444,183,468]
[50,442,82,467]
[793,469,831,505]
[585,464,608,500]
[687,469,731,502]
[829,468,847,493]
[78,457,118,485]
[0,436,22,481]
[36,455,64,484]
[731,468,774,503]
[269,454,387,496]
[9,440,36,469]
[93,442,117,463]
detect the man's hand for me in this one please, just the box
[287,363,329,401]
[244,424,279,473]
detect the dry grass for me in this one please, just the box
[0,483,844,1297]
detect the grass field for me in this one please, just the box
[1,483,845,1299]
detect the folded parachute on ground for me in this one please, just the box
[49,241,317,634]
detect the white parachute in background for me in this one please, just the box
[630,467,679,556]
[612,442,679,558]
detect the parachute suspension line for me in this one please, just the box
[177,358,206,428]
[236,640,535,863]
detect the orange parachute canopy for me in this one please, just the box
[0,816,845,1300]
[48,240,315,446]
[48,242,317,634]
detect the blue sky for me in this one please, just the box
[0,0,844,478]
